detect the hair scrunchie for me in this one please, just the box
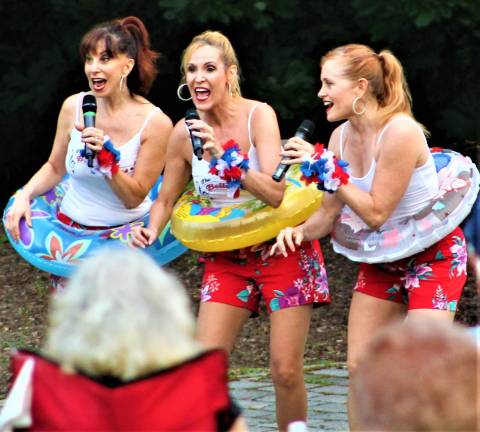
[96,138,120,179]
[300,144,349,193]
[209,139,250,199]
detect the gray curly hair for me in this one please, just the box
[45,246,201,380]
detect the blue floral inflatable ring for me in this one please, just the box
[2,176,187,277]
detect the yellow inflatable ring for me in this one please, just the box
[171,164,323,252]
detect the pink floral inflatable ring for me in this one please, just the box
[331,148,479,263]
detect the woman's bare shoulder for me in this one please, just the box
[61,93,82,115]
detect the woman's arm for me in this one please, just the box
[106,111,173,209]
[271,192,343,256]
[240,103,285,207]
[5,95,75,241]
[302,193,343,240]
[131,122,192,247]
[279,121,426,230]
[336,123,424,230]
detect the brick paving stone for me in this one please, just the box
[311,412,349,421]
[315,378,349,387]
[233,389,272,401]
[313,385,349,395]
[311,403,347,413]
[309,393,347,404]
[311,368,349,378]
[252,394,277,403]
[230,363,349,431]
[229,380,270,390]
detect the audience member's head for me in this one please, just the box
[351,319,479,431]
[44,246,201,380]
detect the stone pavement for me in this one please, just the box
[229,363,349,431]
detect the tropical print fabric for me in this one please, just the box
[353,227,467,311]
[200,240,330,314]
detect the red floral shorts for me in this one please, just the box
[354,228,467,311]
[200,240,330,314]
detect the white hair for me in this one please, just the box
[45,246,202,380]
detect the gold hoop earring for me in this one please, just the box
[177,83,192,101]
[352,97,366,115]
[120,75,126,92]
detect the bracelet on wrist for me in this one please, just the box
[209,139,250,199]
[300,144,349,193]
[96,138,120,179]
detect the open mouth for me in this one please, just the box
[91,78,106,92]
[194,87,210,101]
[323,100,333,112]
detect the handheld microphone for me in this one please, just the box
[185,108,204,160]
[272,119,315,182]
[82,94,97,167]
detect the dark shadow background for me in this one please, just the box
[1,0,478,207]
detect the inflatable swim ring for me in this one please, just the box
[171,164,323,252]
[2,176,187,277]
[331,148,479,263]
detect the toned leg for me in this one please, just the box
[407,308,455,321]
[197,301,251,354]
[347,291,407,431]
[269,305,312,431]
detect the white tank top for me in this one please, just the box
[191,104,264,208]
[339,116,439,223]
[60,92,159,226]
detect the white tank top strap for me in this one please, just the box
[339,122,349,159]
[137,106,161,137]
[376,115,426,147]
[76,92,86,123]
[247,103,266,147]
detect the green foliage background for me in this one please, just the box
[1,0,478,205]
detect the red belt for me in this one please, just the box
[57,211,116,230]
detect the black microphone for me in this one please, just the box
[185,108,204,160]
[82,94,97,167]
[272,119,316,182]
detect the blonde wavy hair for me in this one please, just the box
[322,44,428,134]
[45,247,201,380]
[180,30,241,97]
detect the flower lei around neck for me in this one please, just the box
[209,139,250,198]
[300,144,350,193]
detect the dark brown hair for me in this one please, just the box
[80,16,159,96]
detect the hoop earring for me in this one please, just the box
[177,83,192,101]
[119,75,126,92]
[352,97,366,115]
[227,82,233,97]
